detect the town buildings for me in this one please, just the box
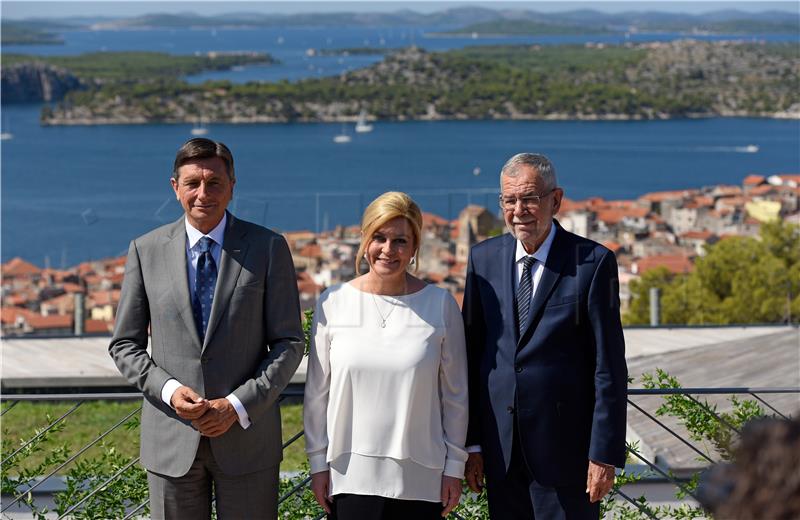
[2,173,798,336]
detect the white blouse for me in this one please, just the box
[303,282,468,502]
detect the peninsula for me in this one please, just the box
[6,40,798,124]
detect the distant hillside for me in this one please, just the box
[1,21,64,45]
[34,41,800,125]
[437,20,617,36]
[75,7,799,35]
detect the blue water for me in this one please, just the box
[2,27,799,266]
[3,102,798,267]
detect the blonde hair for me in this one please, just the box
[356,191,423,275]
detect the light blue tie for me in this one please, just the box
[517,256,536,336]
[192,237,218,342]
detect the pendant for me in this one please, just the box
[381,320,386,328]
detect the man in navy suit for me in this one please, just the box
[462,153,627,519]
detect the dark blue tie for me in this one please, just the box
[517,256,536,336]
[192,236,218,342]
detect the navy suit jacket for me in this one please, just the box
[462,221,627,487]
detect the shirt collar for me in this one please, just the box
[185,213,227,249]
[515,221,557,265]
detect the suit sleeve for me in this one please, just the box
[587,250,628,468]
[109,239,173,402]
[462,248,487,448]
[303,296,330,474]
[231,235,304,423]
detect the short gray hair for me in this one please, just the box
[500,153,558,191]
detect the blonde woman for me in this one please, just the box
[304,192,468,519]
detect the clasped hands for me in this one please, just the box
[465,453,615,503]
[171,385,237,437]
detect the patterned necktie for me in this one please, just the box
[192,236,218,342]
[517,256,536,336]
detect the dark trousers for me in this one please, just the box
[147,437,279,520]
[486,426,599,520]
[329,493,444,520]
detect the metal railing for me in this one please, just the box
[1,387,797,519]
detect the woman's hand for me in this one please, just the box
[310,470,333,513]
[440,475,462,517]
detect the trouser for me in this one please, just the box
[147,437,279,520]
[486,424,599,519]
[329,493,444,520]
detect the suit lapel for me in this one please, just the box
[498,233,517,343]
[163,218,203,349]
[518,223,568,344]
[203,213,248,350]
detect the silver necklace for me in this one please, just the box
[370,292,398,328]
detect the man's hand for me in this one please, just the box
[441,475,462,516]
[465,452,485,493]
[191,398,237,437]
[586,460,615,503]
[170,386,209,420]
[310,471,333,514]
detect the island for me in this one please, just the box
[3,40,797,124]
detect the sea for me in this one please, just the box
[2,26,799,266]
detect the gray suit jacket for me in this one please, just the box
[109,213,304,477]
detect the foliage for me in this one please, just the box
[626,221,800,325]
[641,369,764,461]
[19,41,799,123]
[2,51,275,81]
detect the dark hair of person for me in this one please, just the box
[712,416,800,519]
[172,138,235,181]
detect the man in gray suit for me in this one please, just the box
[109,138,304,519]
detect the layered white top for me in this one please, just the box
[304,282,468,501]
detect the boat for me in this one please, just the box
[354,110,373,133]
[0,132,13,141]
[190,118,209,136]
[742,144,759,153]
[333,124,351,143]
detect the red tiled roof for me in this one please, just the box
[89,290,121,306]
[61,282,85,294]
[422,212,449,227]
[85,319,113,334]
[743,174,766,186]
[1,306,38,324]
[602,241,623,253]
[680,230,714,240]
[639,190,695,202]
[634,254,694,275]
[774,174,800,184]
[2,257,41,277]
[297,243,322,258]
[27,314,72,330]
[596,207,649,224]
[748,185,776,196]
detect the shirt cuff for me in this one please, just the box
[225,393,251,429]
[444,458,466,479]
[466,445,482,453]
[161,379,183,408]
[308,451,330,474]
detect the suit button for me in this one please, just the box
[507,406,515,414]
[515,365,523,373]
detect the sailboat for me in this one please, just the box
[190,117,209,136]
[1,117,13,140]
[354,110,373,133]
[333,123,351,143]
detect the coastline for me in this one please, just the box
[40,111,800,126]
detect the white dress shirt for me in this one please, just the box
[160,214,251,429]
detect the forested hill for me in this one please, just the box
[26,40,800,125]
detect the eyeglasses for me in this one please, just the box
[499,189,556,211]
